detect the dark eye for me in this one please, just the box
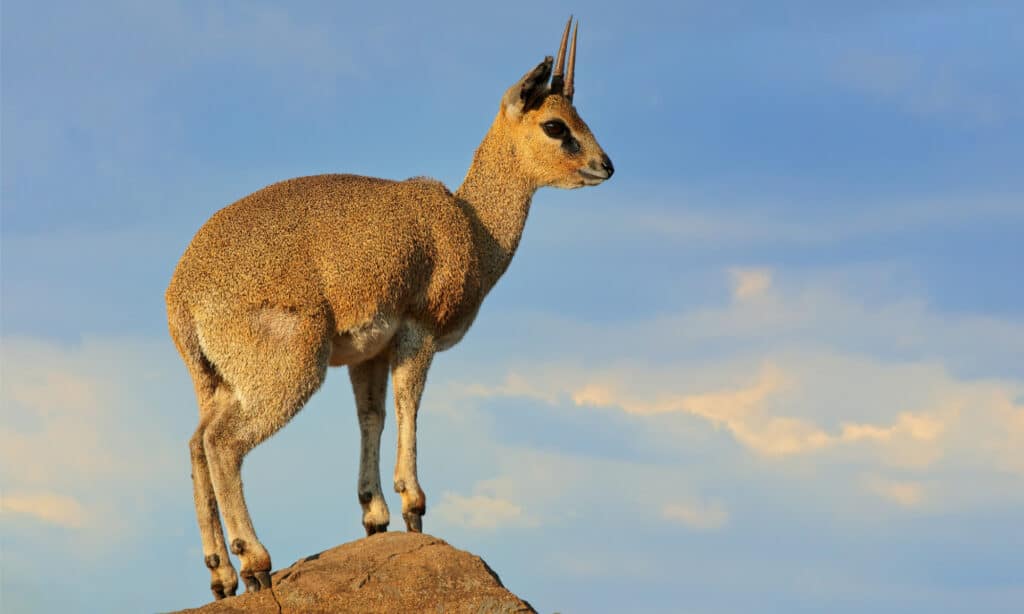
[541,120,569,139]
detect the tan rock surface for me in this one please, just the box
[170,532,536,614]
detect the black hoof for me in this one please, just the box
[365,522,389,536]
[255,570,272,590]
[211,581,237,600]
[403,512,423,533]
[240,570,261,593]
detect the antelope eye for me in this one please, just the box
[541,120,569,139]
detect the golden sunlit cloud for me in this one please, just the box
[728,267,773,301]
[433,491,539,530]
[661,499,729,530]
[862,475,925,507]
[2,491,87,528]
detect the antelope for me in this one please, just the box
[166,18,612,599]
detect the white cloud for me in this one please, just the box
[443,268,1024,515]
[836,51,1007,124]
[543,550,658,579]
[434,473,542,530]
[0,336,183,542]
[2,489,88,528]
[729,268,773,301]
[458,358,993,463]
[2,491,88,528]
[434,491,538,530]
[862,475,925,508]
[533,191,1024,254]
[662,499,729,530]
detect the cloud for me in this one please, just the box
[0,336,184,543]
[572,362,789,420]
[443,268,1024,516]
[433,473,542,530]
[4,368,101,418]
[862,475,925,508]
[460,360,972,461]
[729,268,773,301]
[542,550,658,579]
[532,191,1024,252]
[661,499,729,530]
[434,492,539,530]
[2,492,87,528]
[836,51,1007,124]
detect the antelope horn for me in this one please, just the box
[550,16,573,94]
[564,20,578,101]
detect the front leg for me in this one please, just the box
[390,322,435,532]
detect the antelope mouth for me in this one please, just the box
[577,169,609,185]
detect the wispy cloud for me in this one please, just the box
[443,269,1024,514]
[2,492,87,528]
[533,192,1024,250]
[0,336,183,542]
[836,51,1008,124]
[661,499,729,530]
[434,491,539,530]
[729,268,773,301]
[862,475,925,508]
[465,360,968,460]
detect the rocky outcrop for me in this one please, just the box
[171,532,535,614]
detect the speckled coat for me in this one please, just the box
[166,40,613,601]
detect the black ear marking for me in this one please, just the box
[519,56,553,109]
[503,56,553,115]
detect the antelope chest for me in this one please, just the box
[433,299,482,352]
[434,320,471,352]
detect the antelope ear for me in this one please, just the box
[501,56,552,119]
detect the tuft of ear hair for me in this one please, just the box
[502,56,553,118]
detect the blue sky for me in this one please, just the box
[2,1,1022,612]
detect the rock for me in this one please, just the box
[170,532,536,614]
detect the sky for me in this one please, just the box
[2,1,1023,612]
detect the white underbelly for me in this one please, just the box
[329,315,399,366]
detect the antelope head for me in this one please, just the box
[498,17,614,189]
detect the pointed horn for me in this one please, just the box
[550,16,573,94]
[564,20,578,101]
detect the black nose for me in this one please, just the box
[601,154,614,178]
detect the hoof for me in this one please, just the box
[365,522,389,536]
[403,511,423,533]
[211,581,237,600]
[240,568,271,593]
[240,571,258,593]
[208,558,238,600]
[255,570,272,590]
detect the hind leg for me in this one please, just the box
[349,352,391,535]
[190,383,240,599]
[172,305,240,600]
[202,313,331,593]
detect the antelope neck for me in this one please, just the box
[455,126,538,291]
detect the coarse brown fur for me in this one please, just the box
[167,23,612,600]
